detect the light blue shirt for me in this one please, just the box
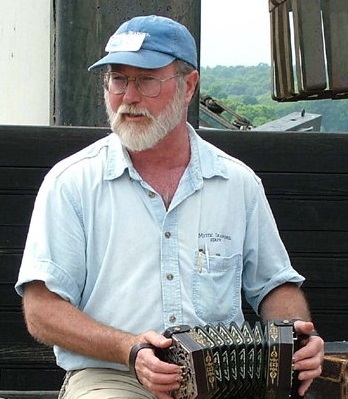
[16,124,304,371]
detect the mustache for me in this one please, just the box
[116,104,154,119]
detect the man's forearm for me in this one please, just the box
[23,280,136,366]
[259,283,311,321]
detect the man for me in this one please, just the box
[16,15,323,399]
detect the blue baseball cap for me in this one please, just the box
[88,15,197,71]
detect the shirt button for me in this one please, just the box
[148,191,156,198]
[166,273,174,281]
[169,315,176,323]
[164,231,171,238]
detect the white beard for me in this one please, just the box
[105,79,186,151]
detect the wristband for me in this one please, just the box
[308,329,320,337]
[129,343,154,383]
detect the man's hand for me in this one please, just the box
[293,320,324,397]
[130,330,183,399]
[259,284,324,396]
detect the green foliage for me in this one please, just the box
[200,65,348,132]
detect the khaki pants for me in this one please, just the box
[58,368,157,399]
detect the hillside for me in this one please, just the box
[200,64,348,132]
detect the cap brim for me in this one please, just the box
[88,49,176,71]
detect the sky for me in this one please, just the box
[200,0,271,67]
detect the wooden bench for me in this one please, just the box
[1,125,347,397]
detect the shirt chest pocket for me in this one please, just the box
[192,252,242,324]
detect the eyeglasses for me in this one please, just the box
[103,72,181,98]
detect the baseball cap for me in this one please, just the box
[88,15,197,71]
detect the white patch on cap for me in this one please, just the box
[105,32,147,53]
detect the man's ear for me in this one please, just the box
[184,70,200,104]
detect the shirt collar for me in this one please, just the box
[187,124,229,181]
[104,124,230,181]
[104,133,131,181]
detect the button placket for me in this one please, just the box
[161,210,182,328]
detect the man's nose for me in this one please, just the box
[122,79,142,104]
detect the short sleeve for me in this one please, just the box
[242,182,305,313]
[15,171,87,305]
